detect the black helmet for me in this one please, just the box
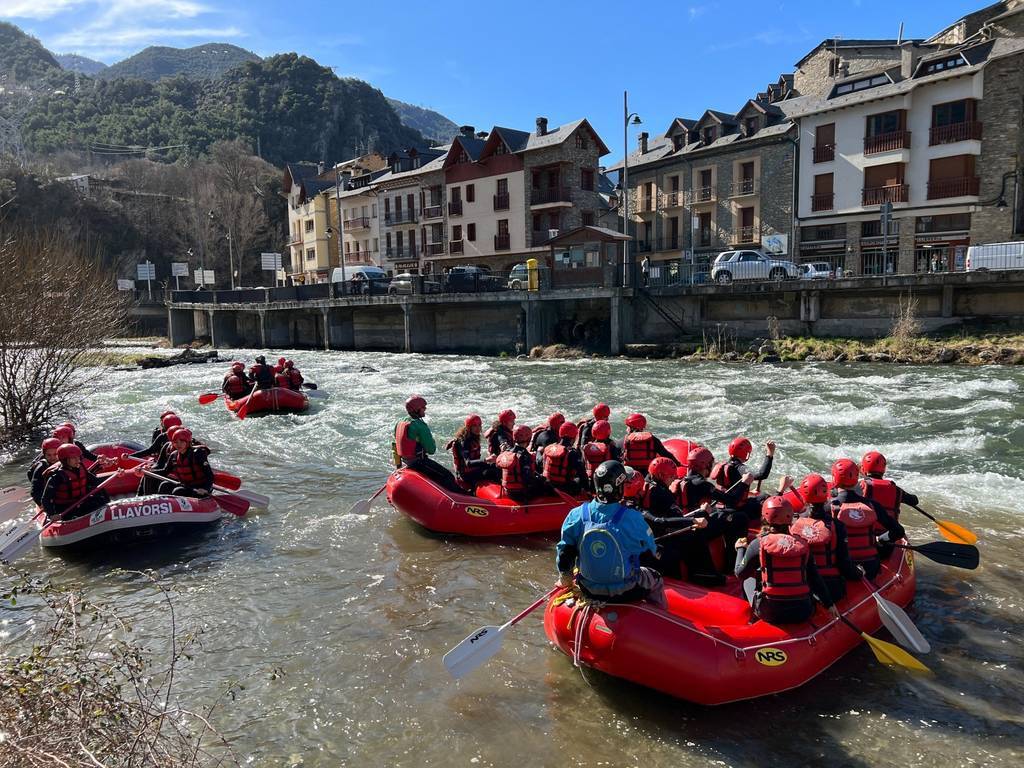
[593,460,627,502]
[256,355,266,364]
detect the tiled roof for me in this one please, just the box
[374,150,449,186]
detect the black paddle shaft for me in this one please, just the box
[897,541,979,570]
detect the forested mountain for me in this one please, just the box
[20,54,425,166]
[387,99,459,144]
[0,22,60,83]
[54,54,107,76]
[100,44,260,82]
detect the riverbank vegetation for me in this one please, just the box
[0,575,238,767]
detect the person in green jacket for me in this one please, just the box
[394,394,461,491]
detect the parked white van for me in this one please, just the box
[965,242,1024,271]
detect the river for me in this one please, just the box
[2,351,1022,767]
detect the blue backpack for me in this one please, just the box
[578,502,630,592]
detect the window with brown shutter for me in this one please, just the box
[466,184,475,203]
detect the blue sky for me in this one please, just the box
[1,0,988,162]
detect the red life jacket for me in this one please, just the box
[288,369,303,389]
[790,517,840,578]
[582,441,609,476]
[52,466,88,506]
[170,447,209,486]
[622,431,657,472]
[274,372,290,388]
[449,434,480,475]
[496,450,525,492]
[782,487,806,515]
[860,477,900,517]
[668,478,694,512]
[836,502,878,563]
[759,533,811,599]
[711,459,749,503]
[395,420,424,463]
[223,373,247,397]
[542,443,571,485]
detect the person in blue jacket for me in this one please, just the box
[556,460,666,608]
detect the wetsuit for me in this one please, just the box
[671,472,753,574]
[286,367,304,391]
[447,433,499,488]
[486,425,516,457]
[153,445,214,497]
[41,465,108,520]
[735,534,833,624]
[798,502,860,602]
[638,480,704,580]
[248,363,275,391]
[530,426,559,453]
[130,432,169,459]
[712,454,774,519]
[28,458,54,506]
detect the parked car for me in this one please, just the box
[387,272,442,295]
[799,262,835,280]
[445,265,505,292]
[508,263,529,290]
[965,242,1024,272]
[710,250,801,284]
[331,266,389,295]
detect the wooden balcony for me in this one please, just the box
[864,130,911,155]
[493,193,510,211]
[494,233,511,250]
[448,200,463,216]
[862,183,908,206]
[344,216,370,230]
[810,192,834,212]
[927,176,980,199]
[812,143,835,163]
[929,121,982,146]
[530,187,572,205]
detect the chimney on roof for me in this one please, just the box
[900,42,916,79]
[536,116,548,136]
[459,125,475,138]
[317,161,324,175]
[476,131,488,138]
[838,59,849,78]
[638,131,649,154]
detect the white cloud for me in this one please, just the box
[688,5,708,19]
[52,25,244,50]
[0,0,88,19]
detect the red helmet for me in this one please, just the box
[166,426,183,441]
[231,361,244,372]
[762,496,795,526]
[799,473,829,504]
[162,414,182,430]
[285,359,295,369]
[558,422,579,440]
[831,458,859,489]
[687,446,714,475]
[548,412,565,429]
[513,424,532,444]
[273,365,283,374]
[861,450,887,476]
[160,409,176,419]
[57,443,82,461]
[60,422,76,438]
[623,467,644,499]
[41,437,62,452]
[172,428,193,445]
[728,436,753,461]
[592,420,611,440]
[405,395,427,415]
[499,409,516,426]
[625,413,647,430]
[52,426,73,443]
[648,457,677,485]
[278,357,286,366]
[593,403,610,420]
[464,414,482,429]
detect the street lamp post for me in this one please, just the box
[622,90,642,287]
[335,165,347,286]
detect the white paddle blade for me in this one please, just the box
[0,500,30,526]
[0,521,41,563]
[304,389,326,399]
[347,498,372,516]
[230,489,271,509]
[873,593,931,654]
[0,487,30,505]
[443,625,506,680]
[742,578,757,605]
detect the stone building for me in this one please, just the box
[788,0,1024,274]
[373,146,448,274]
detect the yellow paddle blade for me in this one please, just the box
[936,519,978,545]
[861,632,931,673]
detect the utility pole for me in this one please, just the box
[335,164,347,284]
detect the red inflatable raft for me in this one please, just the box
[39,494,223,552]
[225,387,308,416]
[386,468,587,536]
[85,441,147,496]
[544,545,917,705]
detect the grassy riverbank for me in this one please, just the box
[619,331,1024,365]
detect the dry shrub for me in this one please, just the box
[889,292,922,355]
[0,224,127,445]
[701,324,737,358]
[0,574,240,768]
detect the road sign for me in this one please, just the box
[194,269,215,286]
[171,262,189,277]
[116,279,134,291]
[261,252,282,271]
[136,261,155,281]
[763,234,788,256]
